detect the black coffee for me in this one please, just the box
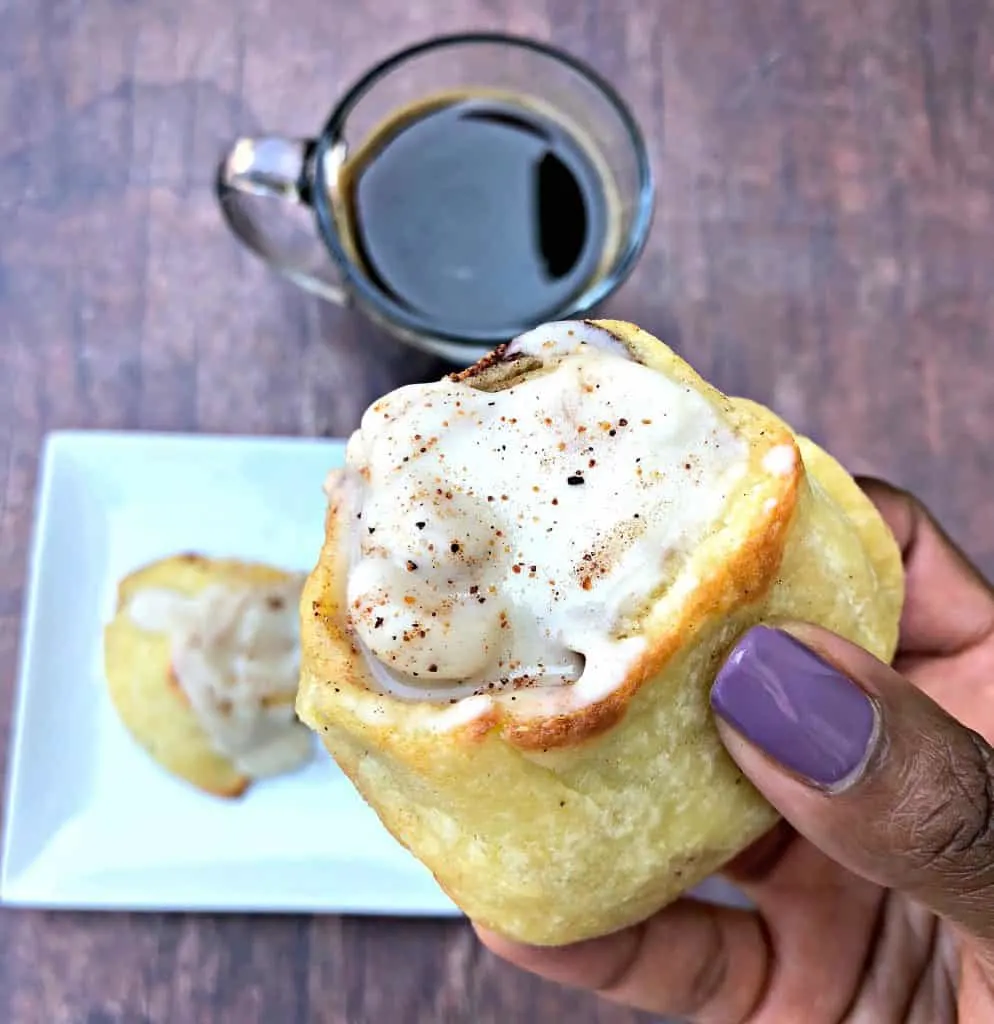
[342,96,611,336]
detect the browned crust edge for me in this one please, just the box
[446,341,512,381]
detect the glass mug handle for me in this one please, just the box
[216,137,348,306]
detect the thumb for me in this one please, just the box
[711,624,994,947]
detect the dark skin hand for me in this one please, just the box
[478,480,994,1022]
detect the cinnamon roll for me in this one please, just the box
[297,319,903,944]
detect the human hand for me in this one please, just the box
[477,480,994,1022]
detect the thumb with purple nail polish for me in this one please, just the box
[712,621,994,948]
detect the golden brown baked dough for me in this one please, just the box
[105,553,311,798]
[296,320,903,944]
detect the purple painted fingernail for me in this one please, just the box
[710,626,878,788]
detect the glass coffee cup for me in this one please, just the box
[217,33,654,364]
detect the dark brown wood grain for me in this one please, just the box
[1,0,993,1020]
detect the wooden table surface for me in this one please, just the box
[2,0,993,1021]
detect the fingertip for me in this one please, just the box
[472,923,545,964]
[471,922,504,952]
[473,919,644,991]
[853,475,908,501]
[853,477,919,554]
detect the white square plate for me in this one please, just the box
[1,431,460,916]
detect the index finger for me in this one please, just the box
[857,478,994,657]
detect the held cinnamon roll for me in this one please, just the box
[296,319,903,945]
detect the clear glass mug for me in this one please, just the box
[217,33,654,365]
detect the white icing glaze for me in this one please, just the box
[127,574,313,777]
[340,320,750,710]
